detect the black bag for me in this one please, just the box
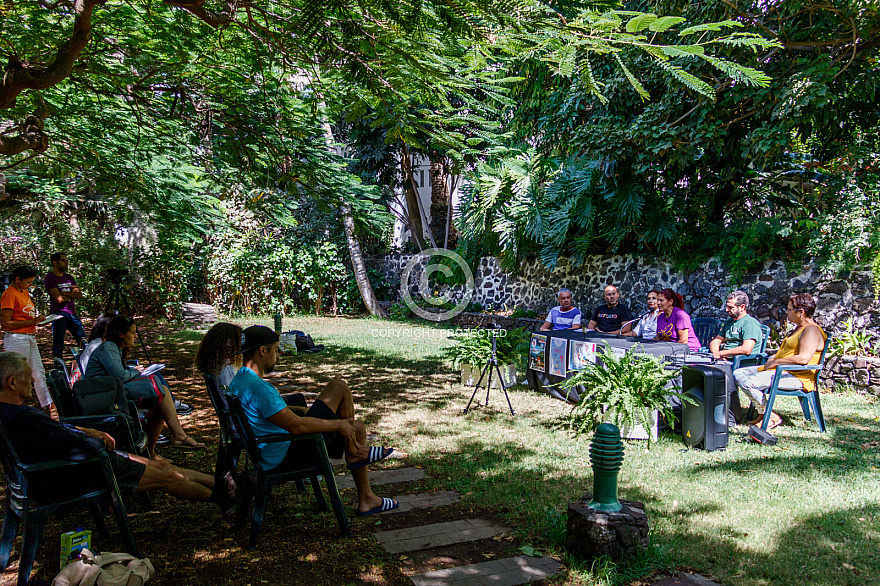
[71,376,129,418]
[747,425,778,446]
[292,331,324,353]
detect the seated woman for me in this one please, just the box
[85,316,204,458]
[655,288,700,351]
[78,313,115,374]
[734,293,826,429]
[627,289,661,339]
[195,322,307,413]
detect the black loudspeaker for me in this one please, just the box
[681,365,729,451]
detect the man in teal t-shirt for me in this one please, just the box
[709,291,763,360]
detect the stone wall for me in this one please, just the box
[373,254,879,394]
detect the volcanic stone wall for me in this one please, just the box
[374,254,879,394]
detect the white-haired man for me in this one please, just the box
[540,288,582,331]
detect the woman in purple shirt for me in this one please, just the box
[655,288,700,351]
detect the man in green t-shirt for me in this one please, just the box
[709,291,763,361]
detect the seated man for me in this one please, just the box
[540,288,582,331]
[226,325,398,517]
[0,352,237,510]
[587,285,634,335]
[709,291,763,361]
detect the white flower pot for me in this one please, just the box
[461,363,517,389]
[602,407,659,442]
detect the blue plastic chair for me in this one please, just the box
[693,317,722,351]
[760,337,831,432]
[732,324,772,371]
[226,394,351,549]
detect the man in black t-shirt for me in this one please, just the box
[587,285,634,334]
[0,351,237,510]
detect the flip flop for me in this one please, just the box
[766,414,783,430]
[171,436,205,449]
[347,446,394,470]
[356,497,399,517]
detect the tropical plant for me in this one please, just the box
[830,318,878,358]
[556,346,683,446]
[445,327,530,372]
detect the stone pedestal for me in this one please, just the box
[566,495,649,562]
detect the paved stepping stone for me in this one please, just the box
[409,555,561,586]
[386,491,460,514]
[375,518,508,554]
[650,574,721,586]
[180,302,218,324]
[335,467,426,490]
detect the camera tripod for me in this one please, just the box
[104,275,152,363]
[463,327,516,416]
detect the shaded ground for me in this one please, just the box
[0,319,560,586]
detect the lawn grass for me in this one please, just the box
[214,315,880,585]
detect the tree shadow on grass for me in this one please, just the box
[652,503,880,586]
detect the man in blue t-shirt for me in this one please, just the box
[227,325,398,517]
[540,288,582,331]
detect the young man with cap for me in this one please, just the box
[226,325,398,517]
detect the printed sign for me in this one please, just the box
[529,334,547,372]
[548,337,568,377]
[569,340,598,371]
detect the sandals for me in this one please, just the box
[171,436,205,449]
[347,446,393,470]
[356,497,399,517]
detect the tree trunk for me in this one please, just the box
[429,152,450,247]
[319,115,387,317]
[400,143,437,250]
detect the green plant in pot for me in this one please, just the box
[445,327,530,388]
[555,346,685,445]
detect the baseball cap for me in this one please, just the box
[235,325,280,356]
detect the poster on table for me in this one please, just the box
[568,340,598,371]
[548,337,568,377]
[529,334,547,372]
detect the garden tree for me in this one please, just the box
[459,0,879,273]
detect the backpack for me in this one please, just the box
[71,377,129,418]
[290,330,324,354]
[52,549,154,586]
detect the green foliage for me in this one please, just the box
[807,176,880,283]
[830,318,878,358]
[444,327,530,372]
[386,301,413,320]
[556,346,683,446]
[510,308,539,319]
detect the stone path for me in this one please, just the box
[180,302,217,325]
[410,556,562,586]
[333,457,719,585]
[375,519,509,554]
[334,466,426,490]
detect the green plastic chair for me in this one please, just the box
[732,324,772,370]
[226,394,351,549]
[760,337,831,433]
[0,422,140,586]
[693,317,722,351]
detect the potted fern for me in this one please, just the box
[445,328,529,389]
[555,346,683,444]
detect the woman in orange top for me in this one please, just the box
[734,293,826,429]
[1,265,54,416]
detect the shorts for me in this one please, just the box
[28,452,145,503]
[266,399,344,473]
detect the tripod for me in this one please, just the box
[104,277,152,363]
[463,327,516,416]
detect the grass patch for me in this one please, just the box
[258,316,880,586]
